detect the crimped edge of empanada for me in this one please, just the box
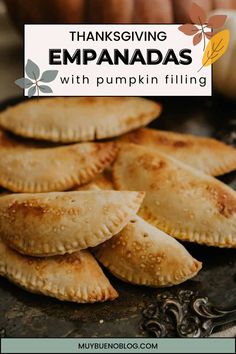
[139,207,235,248]
[0,100,161,142]
[4,191,145,256]
[207,158,236,177]
[0,142,117,193]
[1,267,118,303]
[0,246,118,303]
[74,169,115,191]
[96,256,201,287]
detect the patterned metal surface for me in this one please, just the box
[142,290,236,337]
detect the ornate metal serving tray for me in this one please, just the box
[0,96,235,338]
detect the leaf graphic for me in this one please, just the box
[193,32,202,46]
[199,29,230,71]
[205,32,213,40]
[190,3,206,25]
[28,85,36,98]
[38,85,53,93]
[40,70,58,83]
[178,24,199,36]
[207,15,227,29]
[15,78,33,89]
[25,59,40,81]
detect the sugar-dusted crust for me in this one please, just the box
[0,190,145,256]
[113,143,236,248]
[94,216,201,287]
[0,240,118,303]
[0,137,117,192]
[0,98,161,142]
[118,128,236,176]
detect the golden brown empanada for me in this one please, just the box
[0,133,117,192]
[118,128,236,176]
[0,240,118,303]
[113,144,236,248]
[0,97,161,143]
[0,190,144,256]
[94,216,201,287]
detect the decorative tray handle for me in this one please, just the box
[141,290,236,337]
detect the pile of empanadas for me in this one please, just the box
[0,97,235,304]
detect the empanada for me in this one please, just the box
[0,132,117,192]
[0,97,161,143]
[118,128,236,176]
[113,144,236,248]
[0,240,118,303]
[0,191,144,256]
[94,216,201,287]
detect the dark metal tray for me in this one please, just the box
[0,96,236,338]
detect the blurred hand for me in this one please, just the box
[4,0,236,27]
[115,0,236,24]
[173,0,236,23]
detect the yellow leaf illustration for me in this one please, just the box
[199,29,230,71]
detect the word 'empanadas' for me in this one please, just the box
[0,97,161,143]
[94,216,201,287]
[118,128,236,176]
[0,191,144,256]
[0,132,117,192]
[113,144,236,248]
[0,240,118,303]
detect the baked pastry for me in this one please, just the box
[118,128,236,176]
[113,144,236,248]
[0,240,118,303]
[0,97,161,142]
[94,216,202,287]
[0,190,145,256]
[0,130,117,192]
